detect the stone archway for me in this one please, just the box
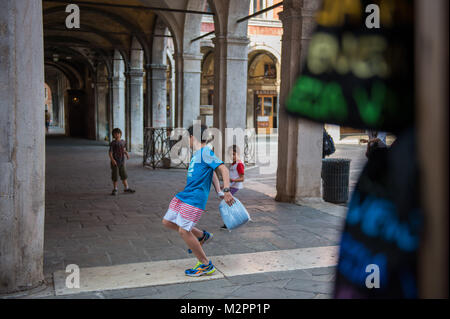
[45,66,71,133]
[247,50,281,134]
[200,47,215,107]
[44,82,53,121]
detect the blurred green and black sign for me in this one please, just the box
[286,0,414,134]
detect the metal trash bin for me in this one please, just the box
[321,158,351,204]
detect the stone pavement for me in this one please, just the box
[36,267,336,299]
[31,135,367,299]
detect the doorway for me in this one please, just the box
[255,94,277,134]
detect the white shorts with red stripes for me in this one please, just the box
[163,196,204,232]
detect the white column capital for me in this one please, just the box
[183,55,202,74]
[127,69,145,77]
[146,64,168,71]
[95,81,109,92]
[212,35,250,47]
[182,53,203,62]
[111,75,125,82]
[127,69,145,85]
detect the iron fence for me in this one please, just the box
[143,127,256,169]
[143,128,190,169]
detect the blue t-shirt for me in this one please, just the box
[175,146,223,210]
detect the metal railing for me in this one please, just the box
[243,132,257,166]
[143,128,190,169]
[143,127,256,169]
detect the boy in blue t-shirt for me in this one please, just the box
[162,124,234,277]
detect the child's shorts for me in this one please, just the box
[163,197,204,232]
[111,163,127,182]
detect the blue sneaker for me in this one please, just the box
[185,260,216,277]
[188,230,213,254]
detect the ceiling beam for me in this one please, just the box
[190,30,214,43]
[43,0,214,15]
[44,27,173,37]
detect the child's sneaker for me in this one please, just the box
[187,230,213,254]
[199,230,213,245]
[185,261,216,277]
[111,189,118,196]
[124,188,135,193]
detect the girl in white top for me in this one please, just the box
[229,145,245,193]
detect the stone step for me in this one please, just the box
[53,245,338,296]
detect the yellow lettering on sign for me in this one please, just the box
[316,0,362,27]
[352,36,389,79]
[307,33,339,75]
[316,0,341,27]
[380,0,395,27]
[336,33,358,75]
[307,32,390,79]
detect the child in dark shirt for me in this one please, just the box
[109,128,135,195]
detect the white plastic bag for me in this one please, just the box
[219,197,251,230]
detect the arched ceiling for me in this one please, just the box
[43,0,156,50]
[43,0,160,85]
[43,0,216,87]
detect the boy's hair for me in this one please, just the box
[229,145,241,155]
[187,124,208,143]
[112,128,122,136]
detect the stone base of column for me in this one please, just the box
[295,197,325,206]
[0,281,47,298]
[275,193,295,203]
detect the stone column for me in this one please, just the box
[182,54,202,128]
[174,53,183,128]
[149,64,168,128]
[212,35,250,159]
[57,72,66,129]
[107,76,114,141]
[128,70,145,152]
[144,64,152,129]
[276,0,323,203]
[96,81,109,142]
[416,0,449,298]
[169,60,176,128]
[246,89,254,130]
[111,73,126,139]
[0,0,45,294]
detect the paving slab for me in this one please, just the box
[213,246,338,277]
[284,278,334,294]
[53,257,224,296]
